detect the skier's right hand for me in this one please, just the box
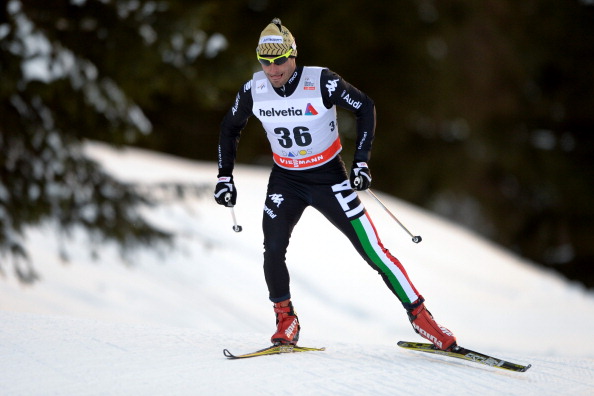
[214,176,237,207]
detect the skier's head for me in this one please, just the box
[256,18,297,58]
[256,18,297,88]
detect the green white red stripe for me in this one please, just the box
[351,212,420,304]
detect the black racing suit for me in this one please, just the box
[217,66,422,308]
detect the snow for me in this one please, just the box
[2,142,594,395]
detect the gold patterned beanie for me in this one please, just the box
[256,18,297,57]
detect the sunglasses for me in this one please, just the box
[257,48,294,66]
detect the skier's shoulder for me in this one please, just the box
[241,77,254,94]
[318,67,342,83]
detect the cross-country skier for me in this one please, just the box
[214,18,457,351]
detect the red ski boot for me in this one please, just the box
[407,298,456,351]
[271,299,300,345]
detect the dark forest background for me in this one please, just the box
[1,0,593,288]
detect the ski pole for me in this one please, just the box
[225,193,242,232]
[365,189,421,243]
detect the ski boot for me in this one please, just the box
[407,296,456,351]
[271,299,300,345]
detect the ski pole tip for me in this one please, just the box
[412,236,422,243]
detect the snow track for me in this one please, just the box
[2,143,594,395]
[2,312,593,395]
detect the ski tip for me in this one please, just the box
[297,346,326,352]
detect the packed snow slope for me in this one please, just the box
[2,142,594,395]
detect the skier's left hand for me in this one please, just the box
[350,162,372,191]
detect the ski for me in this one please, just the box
[397,341,531,372]
[223,344,326,360]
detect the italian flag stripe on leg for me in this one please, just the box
[352,212,419,304]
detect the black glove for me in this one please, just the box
[214,176,237,207]
[350,162,372,191]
